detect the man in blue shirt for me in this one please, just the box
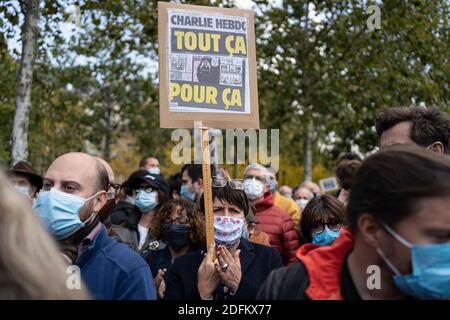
[33,152,156,300]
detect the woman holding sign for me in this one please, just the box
[164,177,282,300]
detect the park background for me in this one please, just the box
[1,0,448,185]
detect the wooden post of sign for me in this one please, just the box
[198,122,215,261]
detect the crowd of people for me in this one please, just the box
[1,106,449,300]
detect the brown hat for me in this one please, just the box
[7,161,43,191]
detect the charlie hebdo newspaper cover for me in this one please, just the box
[168,10,250,113]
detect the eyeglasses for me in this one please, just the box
[212,176,244,190]
[163,217,189,226]
[243,175,266,183]
[134,186,155,193]
[311,221,342,235]
[110,183,121,192]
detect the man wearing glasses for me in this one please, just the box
[96,157,121,234]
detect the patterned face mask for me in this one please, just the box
[214,216,245,247]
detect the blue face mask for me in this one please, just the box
[135,190,158,213]
[33,188,98,240]
[15,185,30,197]
[268,178,278,193]
[180,184,196,202]
[377,223,450,300]
[147,167,160,175]
[312,226,341,246]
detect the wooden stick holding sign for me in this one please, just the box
[199,124,215,261]
[158,2,260,259]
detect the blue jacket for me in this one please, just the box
[76,225,156,300]
[164,238,283,300]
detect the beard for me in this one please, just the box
[58,199,98,258]
[78,198,96,224]
[98,198,115,223]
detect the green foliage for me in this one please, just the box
[255,0,449,167]
[0,33,17,166]
[1,0,449,181]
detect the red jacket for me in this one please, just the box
[255,192,299,265]
[296,228,354,300]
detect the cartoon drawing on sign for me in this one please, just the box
[167,10,249,113]
[194,57,220,85]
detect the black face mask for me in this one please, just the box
[163,223,191,251]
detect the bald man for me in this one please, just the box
[300,180,323,197]
[97,157,115,185]
[278,185,293,199]
[33,152,156,300]
[293,187,314,210]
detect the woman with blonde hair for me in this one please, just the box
[0,169,89,299]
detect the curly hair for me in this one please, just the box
[151,198,204,249]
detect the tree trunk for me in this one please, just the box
[303,121,313,182]
[302,3,313,182]
[103,103,112,161]
[11,0,40,165]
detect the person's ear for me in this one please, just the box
[196,178,204,191]
[30,186,38,197]
[428,141,444,154]
[357,213,384,249]
[93,191,107,213]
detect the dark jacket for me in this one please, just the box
[256,228,361,300]
[76,225,156,300]
[164,238,283,300]
[147,245,203,279]
[110,200,164,254]
[254,192,299,266]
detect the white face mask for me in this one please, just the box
[296,199,309,210]
[243,178,265,200]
